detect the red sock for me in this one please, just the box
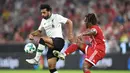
[84,70,91,73]
[64,44,78,56]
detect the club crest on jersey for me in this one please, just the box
[44,25,54,30]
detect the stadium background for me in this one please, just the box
[0,0,130,73]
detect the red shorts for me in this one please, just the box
[81,44,105,66]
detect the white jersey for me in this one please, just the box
[38,14,68,38]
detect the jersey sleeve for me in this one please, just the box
[56,14,68,24]
[91,26,98,35]
[38,19,44,30]
[91,28,97,35]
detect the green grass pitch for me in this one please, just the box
[0,70,129,73]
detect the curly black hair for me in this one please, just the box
[40,4,52,11]
[85,13,97,25]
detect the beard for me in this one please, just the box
[43,15,49,19]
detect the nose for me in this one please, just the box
[42,13,44,16]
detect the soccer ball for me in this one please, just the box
[24,43,36,53]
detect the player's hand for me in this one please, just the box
[68,33,74,43]
[75,36,83,45]
[77,33,83,40]
[29,34,34,40]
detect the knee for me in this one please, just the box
[48,58,57,69]
[48,63,56,69]
[39,38,45,45]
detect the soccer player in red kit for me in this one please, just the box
[53,13,106,73]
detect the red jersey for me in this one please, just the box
[89,25,105,52]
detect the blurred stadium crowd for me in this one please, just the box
[0,0,130,54]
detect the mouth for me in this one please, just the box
[42,16,47,19]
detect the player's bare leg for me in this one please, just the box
[83,61,93,73]
[48,57,58,73]
[26,36,54,64]
[53,37,84,60]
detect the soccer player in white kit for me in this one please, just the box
[26,4,74,73]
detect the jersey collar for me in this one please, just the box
[47,13,53,20]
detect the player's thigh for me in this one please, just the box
[52,38,65,49]
[45,43,54,49]
[41,36,53,45]
[85,48,104,66]
[41,37,65,49]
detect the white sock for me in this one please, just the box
[63,53,66,56]
[34,44,45,61]
[54,71,58,73]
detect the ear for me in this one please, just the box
[88,22,92,26]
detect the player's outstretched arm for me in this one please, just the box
[29,30,42,40]
[66,19,75,43]
[82,28,97,36]
[31,30,42,36]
